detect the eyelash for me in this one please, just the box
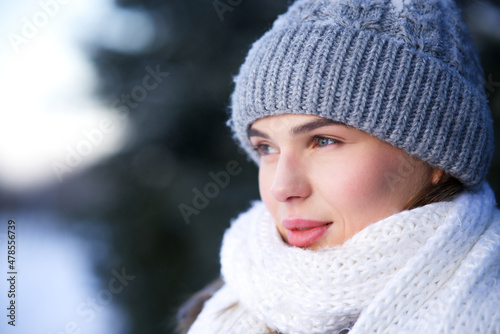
[253,143,276,156]
[314,135,341,147]
[252,136,342,156]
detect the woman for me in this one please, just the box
[179,0,500,332]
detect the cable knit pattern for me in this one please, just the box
[228,0,494,189]
[188,184,500,333]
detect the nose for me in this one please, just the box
[271,153,312,202]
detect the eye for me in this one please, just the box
[315,136,341,147]
[253,143,278,156]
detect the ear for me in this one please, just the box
[430,168,444,185]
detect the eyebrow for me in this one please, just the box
[247,118,345,139]
[290,118,344,136]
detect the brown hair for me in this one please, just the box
[403,173,464,210]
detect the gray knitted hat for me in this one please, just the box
[229,0,494,189]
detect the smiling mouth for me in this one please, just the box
[293,223,332,231]
[282,220,333,247]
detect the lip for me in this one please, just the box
[282,219,332,248]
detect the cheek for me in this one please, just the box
[348,157,395,198]
[258,164,276,210]
[317,151,406,219]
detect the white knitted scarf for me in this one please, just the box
[188,184,500,334]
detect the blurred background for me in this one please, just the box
[0,0,498,333]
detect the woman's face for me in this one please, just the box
[249,114,440,250]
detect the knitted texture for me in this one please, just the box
[229,0,494,189]
[188,184,500,333]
